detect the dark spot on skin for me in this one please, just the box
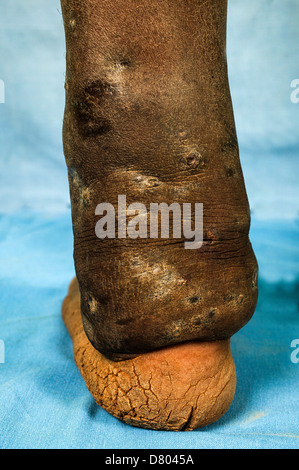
[87,293,109,310]
[208,308,217,318]
[226,294,233,302]
[74,80,114,138]
[186,153,198,166]
[98,294,110,306]
[178,146,208,174]
[225,294,244,304]
[116,317,133,326]
[74,101,112,137]
[189,295,199,304]
[185,151,205,169]
[119,57,131,67]
[225,167,235,177]
[221,135,239,154]
[192,316,201,326]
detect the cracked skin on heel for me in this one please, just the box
[62,277,236,431]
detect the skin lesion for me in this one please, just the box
[61,0,257,431]
[72,80,115,138]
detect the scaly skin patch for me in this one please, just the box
[62,278,236,431]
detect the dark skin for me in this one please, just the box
[61,0,258,361]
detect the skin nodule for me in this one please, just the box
[61,0,258,429]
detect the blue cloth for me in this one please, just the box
[0,0,298,449]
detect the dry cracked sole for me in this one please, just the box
[62,277,237,431]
